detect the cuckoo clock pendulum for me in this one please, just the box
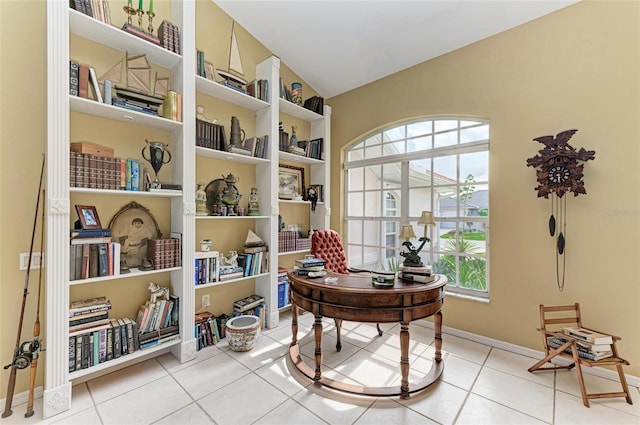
[526,129,595,291]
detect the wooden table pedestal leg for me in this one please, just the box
[314,315,323,383]
[290,299,298,348]
[400,322,410,399]
[434,311,442,362]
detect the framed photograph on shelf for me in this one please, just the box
[278,164,304,199]
[108,201,161,268]
[75,205,102,230]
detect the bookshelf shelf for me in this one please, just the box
[278,249,311,257]
[196,76,269,111]
[194,272,271,290]
[70,187,183,197]
[68,337,182,381]
[70,97,183,131]
[279,98,324,121]
[195,146,270,164]
[69,267,181,286]
[69,9,182,69]
[195,215,270,220]
[279,151,324,165]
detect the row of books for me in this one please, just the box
[194,249,268,286]
[69,317,135,372]
[246,79,269,102]
[70,152,151,192]
[157,20,181,54]
[69,241,120,281]
[70,0,111,25]
[69,61,102,102]
[147,238,182,270]
[195,119,227,151]
[68,318,180,372]
[278,231,311,253]
[291,138,323,160]
[196,50,215,81]
[277,269,291,309]
[303,96,324,115]
[229,135,270,159]
[195,312,230,351]
[135,295,180,335]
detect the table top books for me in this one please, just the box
[398,265,434,283]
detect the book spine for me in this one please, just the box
[78,63,90,99]
[103,79,112,105]
[69,60,79,96]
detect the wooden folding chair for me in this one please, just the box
[528,303,633,407]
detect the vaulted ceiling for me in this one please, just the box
[216,0,579,98]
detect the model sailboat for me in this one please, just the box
[99,52,168,97]
[216,21,248,87]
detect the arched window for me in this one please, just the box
[344,118,490,297]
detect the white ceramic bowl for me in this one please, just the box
[225,315,261,351]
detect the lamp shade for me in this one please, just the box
[418,211,436,226]
[399,225,417,240]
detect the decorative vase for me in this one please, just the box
[291,82,302,105]
[225,315,261,352]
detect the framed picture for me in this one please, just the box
[278,164,305,199]
[75,205,102,230]
[108,201,161,268]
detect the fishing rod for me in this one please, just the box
[2,154,45,418]
[25,187,45,418]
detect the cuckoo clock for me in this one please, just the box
[526,129,595,290]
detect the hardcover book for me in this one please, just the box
[563,327,613,345]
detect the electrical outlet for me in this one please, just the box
[19,252,42,270]
[201,294,210,307]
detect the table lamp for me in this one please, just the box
[399,211,435,267]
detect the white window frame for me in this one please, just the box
[344,117,490,298]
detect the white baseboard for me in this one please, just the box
[415,320,640,387]
[0,386,43,416]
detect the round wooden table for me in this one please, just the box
[287,270,447,399]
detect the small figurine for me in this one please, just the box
[148,282,170,302]
[247,187,260,216]
[196,182,208,216]
[307,186,318,212]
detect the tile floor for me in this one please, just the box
[2,311,638,425]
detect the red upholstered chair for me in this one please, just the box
[310,229,383,351]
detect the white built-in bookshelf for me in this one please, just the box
[45,0,329,418]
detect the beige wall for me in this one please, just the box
[1,0,638,401]
[328,0,639,376]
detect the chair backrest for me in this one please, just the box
[539,303,583,333]
[311,229,349,274]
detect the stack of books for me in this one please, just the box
[232,294,267,329]
[546,335,613,361]
[293,257,327,277]
[113,86,164,116]
[233,294,265,313]
[69,296,112,335]
[556,327,614,360]
[194,311,221,350]
[397,265,435,283]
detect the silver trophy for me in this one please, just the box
[141,139,171,187]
